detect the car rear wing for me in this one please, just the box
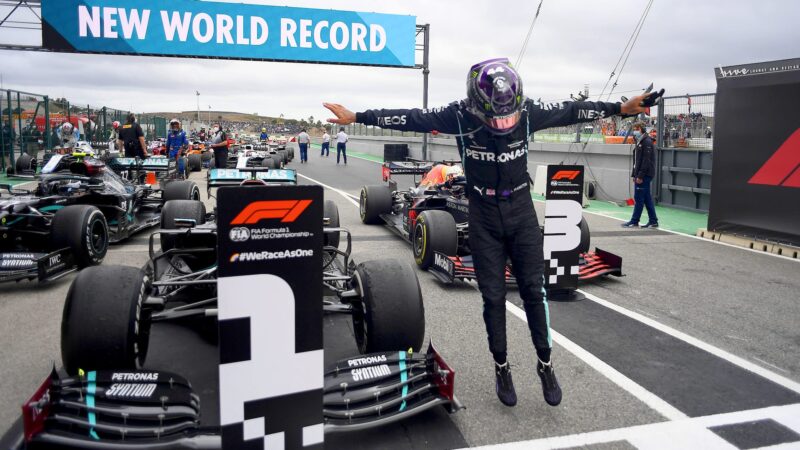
[207,167,297,190]
[108,157,175,173]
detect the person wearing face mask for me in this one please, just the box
[622,122,658,228]
[208,123,228,170]
[324,58,661,408]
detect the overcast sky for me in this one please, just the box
[0,0,798,119]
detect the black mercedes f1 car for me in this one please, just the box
[359,160,623,286]
[0,154,199,283]
[2,170,458,449]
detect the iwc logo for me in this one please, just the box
[229,227,251,242]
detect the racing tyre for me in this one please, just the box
[323,200,340,249]
[15,152,32,174]
[352,259,425,354]
[160,200,209,252]
[359,185,392,224]
[579,217,591,254]
[200,151,212,162]
[50,205,108,268]
[288,147,295,161]
[188,153,202,172]
[260,157,277,169]
[278,150,289,166]
[61,265,151,375]
[413,210,457,270]
[163,180,200,202]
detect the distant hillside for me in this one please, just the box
[148,111,282,123]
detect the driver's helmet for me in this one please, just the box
[444,165,464,182]
[61,122,74,134]
[466,58,524,135]
[262,128,267,132]
[170,118,182,133]
[112,121,120,130]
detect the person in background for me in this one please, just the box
[58,122,78,150]
[336,126,348,165]
[117,113,148,159]
[208,123,228,170]
[321,128,331,157]
[166,119,190,177]
[260,127,269,142]
[705,126,713,139]
[622,122,658,228]
[297,128,310,163]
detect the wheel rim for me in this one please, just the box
[359,191,367,220]
[413,222,425,258]
[90,218,107,253]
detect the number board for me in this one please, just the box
[542,165,585,290]
[217,185,324,449]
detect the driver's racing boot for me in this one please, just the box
[537,359,562,406]
[495,362,517,406]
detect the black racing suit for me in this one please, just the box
[356,99,621,363]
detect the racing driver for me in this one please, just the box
[324,58,659,407]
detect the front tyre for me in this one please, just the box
[50,205,108,268]
[61,266,151,375]
[413,210,457,270]
[352,259,425,354]
[359,185,392,225]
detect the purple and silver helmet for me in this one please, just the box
[466,58,524,134]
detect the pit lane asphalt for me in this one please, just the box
[1,152,798,449]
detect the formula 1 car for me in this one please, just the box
[224,144,282,169]
[0,154,199,283]
[186,141,212,172]
[359,160,623,285]
[2,171,458,448]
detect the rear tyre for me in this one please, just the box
[160,200,208,252]
[413,210,457,270]
[200,151,212,162]
[188,153,202,172]
[579,217,591,254]
[163,180,200,202]
[359,185,392,225]
[278,150,289,166]
[50,205,108,268]
[288,148,295,161]
[61,265,151,375]
[15,153,32,174]
[352,259,425,354]
[323,200,340,249]
[260,157,277,169]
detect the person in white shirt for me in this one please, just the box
[297,129,310,163]
[336,127,348,165]
[321,130,331,157]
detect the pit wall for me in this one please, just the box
[325,135,638,202]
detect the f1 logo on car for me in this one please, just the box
[748,128,800,188]
[231,200,312,225]
[552,170,581,181]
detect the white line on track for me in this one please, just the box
[296,173,359,208]
[344,151,799,263]
[468,403,800,450]
[504,300,688,421]
[578,289,800,395]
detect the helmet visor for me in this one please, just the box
[480,111,521,132]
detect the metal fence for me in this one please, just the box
[1,88,167,171]
[655,93,715,212]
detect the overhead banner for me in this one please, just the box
[41,0,416,67]
[543,165,585,290]
[709,58,800,246]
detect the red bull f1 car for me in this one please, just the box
[359,160,623,286]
